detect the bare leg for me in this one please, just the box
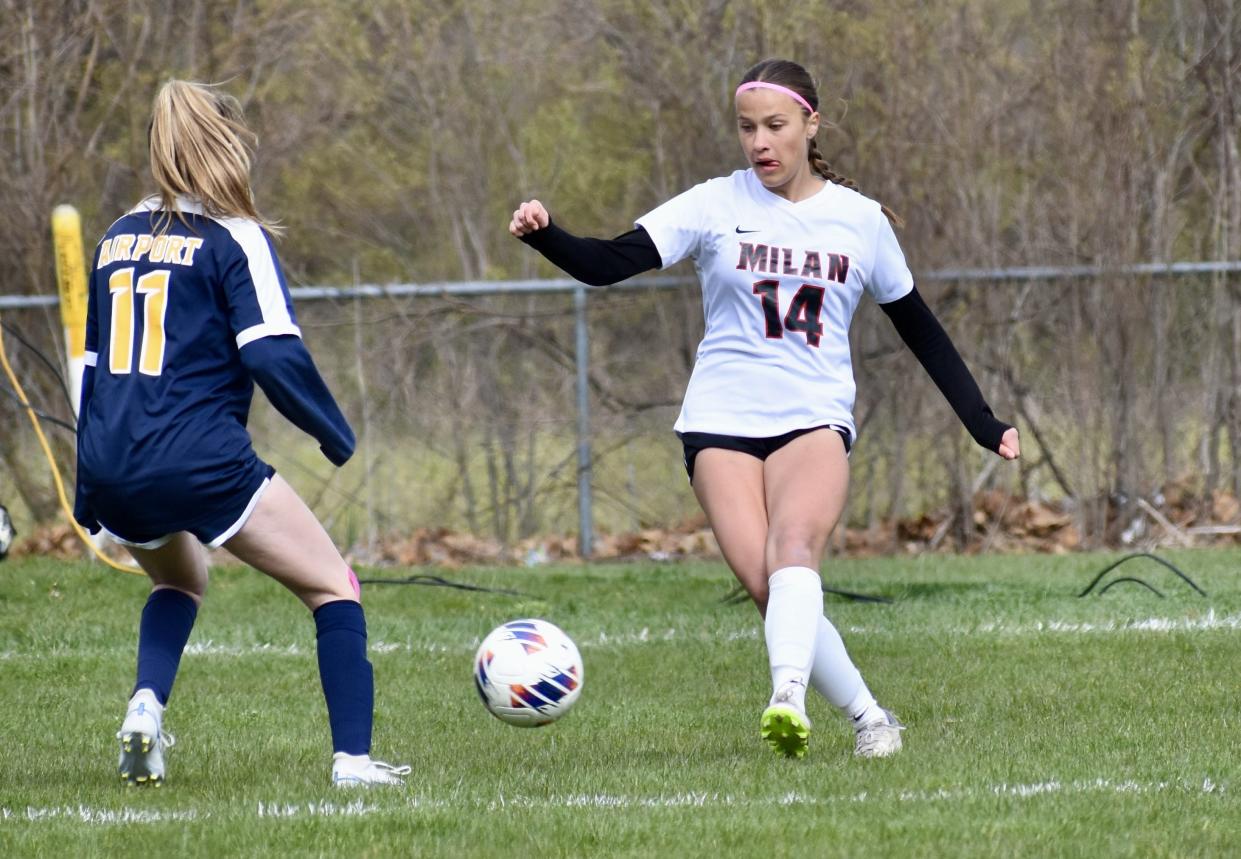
[126,532,210,603]
[690,430,850,609]
[761,429,850,572]
[763,430,882,727]
[222,473,356,611]
[691,449,770,614]
[223,473,380,766]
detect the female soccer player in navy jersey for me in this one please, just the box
[74,80,407,787]
[510,58,1020,760]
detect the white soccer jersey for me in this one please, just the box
[636,169,914,441]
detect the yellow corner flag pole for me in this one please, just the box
[12,204,143,576]
[0,319,142,576]
[51,204,89,416]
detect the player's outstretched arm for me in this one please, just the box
[239,336,356,465]
[879,286,1020,461]
[509,199,662,287]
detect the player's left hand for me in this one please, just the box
[997,427,1020,460]
[508,200,550,237]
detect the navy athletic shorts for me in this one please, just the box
[82,457,275,550]
[678,425,852,483]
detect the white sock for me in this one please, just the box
[807,615,884,727]
[764,566,824,712]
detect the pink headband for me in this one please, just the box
[735,81,815,115]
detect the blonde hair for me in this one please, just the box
[147,79,281,235]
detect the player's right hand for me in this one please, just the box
[509,200,550,237]
[997,426,1021,461]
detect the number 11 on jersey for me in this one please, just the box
[108,268,171,376]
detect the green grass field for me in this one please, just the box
[0,550,1237,857]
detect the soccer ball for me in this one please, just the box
[473,619,583,727]
[0,505,13,560]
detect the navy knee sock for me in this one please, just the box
[133,588,198,706]
[313,600,374,756]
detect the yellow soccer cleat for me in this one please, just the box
[761,682,812,759]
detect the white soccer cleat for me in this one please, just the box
[760,680,812,759]
[331,752,411,788]
[854,708,904,758]
[117,689,175,787]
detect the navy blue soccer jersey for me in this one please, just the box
[74,196,354,546]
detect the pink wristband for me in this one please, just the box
[735,81,815,115]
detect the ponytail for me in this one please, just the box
[147,80,281,235]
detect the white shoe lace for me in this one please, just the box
[333,756,411,787]
[117,715,175,750]
[854,710,904,757]
[369,760,411,780]
[770,679,809,716]
[772,683,799,705]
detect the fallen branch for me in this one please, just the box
[1136,498,1194,547]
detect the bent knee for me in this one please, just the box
[304,591,360,612]
[300,565,362,611]
[151,582,206,604]
[753,591,769,617]
[766,529,825,570]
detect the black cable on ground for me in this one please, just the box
[721,582,893,606]
[1096,576,1164,598]
[356,574,534,598]
[0,321,75,414]
[823,586,895,604]
[1078,552,1207,598]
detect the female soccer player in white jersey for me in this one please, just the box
[74,80,407,788]
[510,58,1020,759]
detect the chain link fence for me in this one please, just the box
[5,261,1241,557]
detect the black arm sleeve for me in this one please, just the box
[519,220,662,286]
[879,286,1012,452]
[239,335,356,466]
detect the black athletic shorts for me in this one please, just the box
[678,425,852,483]
[81,459,275,550]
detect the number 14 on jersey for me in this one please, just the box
[752,280,825,347]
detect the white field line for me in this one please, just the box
[0,805,199,824]
[1,778,1226,826]
[975,609,1241,634]
[477,776,1227,810]
[1,610,1237,662]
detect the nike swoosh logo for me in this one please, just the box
[735,226,760,234]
